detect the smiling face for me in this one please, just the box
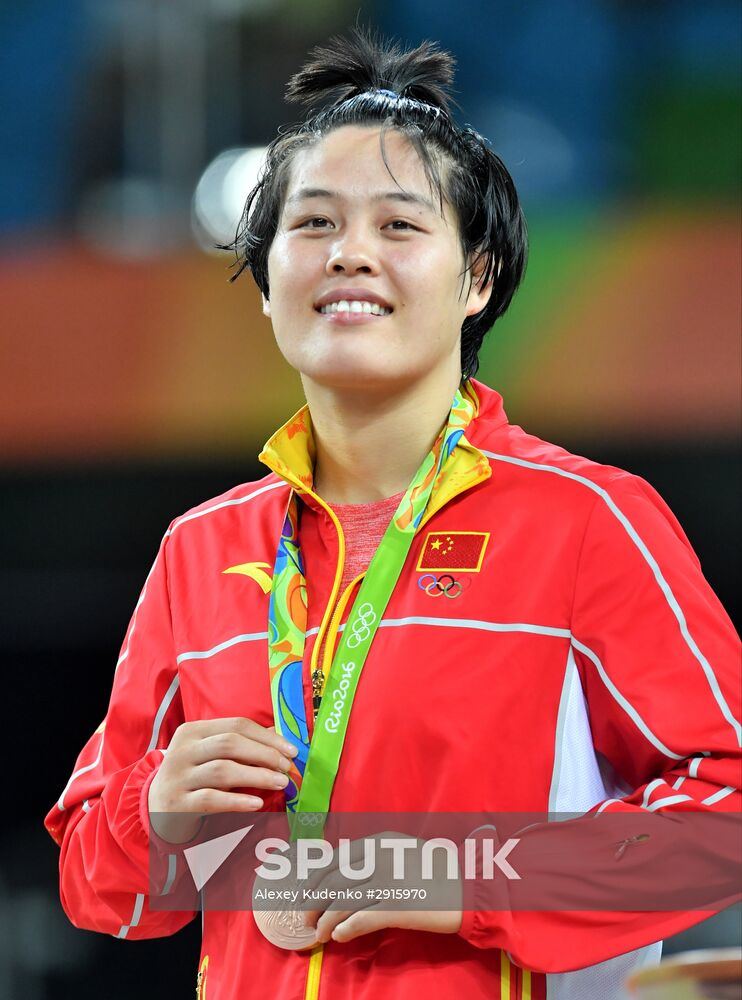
[263,125,491,394]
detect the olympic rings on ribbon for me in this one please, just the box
[417,573,463,599]
[346,602,377,647]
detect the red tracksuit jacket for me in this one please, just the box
[46,380,741,1000]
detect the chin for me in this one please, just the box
[300,361,410,392]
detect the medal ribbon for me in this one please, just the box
[267,387,476,820]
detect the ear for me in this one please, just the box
[464,251,496,318]
[262,293,271,318]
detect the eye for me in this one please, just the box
[385,219,418,231]
[298,216,333,229]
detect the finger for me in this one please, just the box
[331,906,397,943]
[232,718,299,757]
[190,718,299,757]
[184,788,264,813]
[303,871,370,929]
[188,760,290,794]
[190,733,293,773]
[314,907,354,944]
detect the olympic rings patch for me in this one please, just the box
[417,573,465,599]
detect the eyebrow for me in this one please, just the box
[285,188,437,213]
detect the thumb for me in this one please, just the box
[331,906,394,943]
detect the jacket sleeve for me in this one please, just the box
[458,472,742,971]
[44,527,196,939]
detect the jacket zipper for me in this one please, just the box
[298,470,484,1000]
[313,571,366,717]
[307,500,345,719]
[305,945,324,1000]
[304,569,365,1000]
[302,495,345,1000]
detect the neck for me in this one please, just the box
[303,369,462,504]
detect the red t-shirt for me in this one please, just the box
[300,491,404,666]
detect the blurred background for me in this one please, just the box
[1,0,740,996]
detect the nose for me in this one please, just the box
[325,228,380,276]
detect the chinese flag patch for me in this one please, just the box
[416,531,490,572]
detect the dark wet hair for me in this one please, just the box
[224,28,528,380]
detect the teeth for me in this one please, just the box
[318,300,391,316]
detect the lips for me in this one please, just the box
[318,300,391,316]
[313,287,394,314]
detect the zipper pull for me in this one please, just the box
[312,668,325,718]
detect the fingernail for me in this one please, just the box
[282,743,299,757]
[274,774,289,788]
[246,796,263,807]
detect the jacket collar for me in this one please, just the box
[259,380,501,520]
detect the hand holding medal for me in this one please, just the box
[147,717,298,845]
